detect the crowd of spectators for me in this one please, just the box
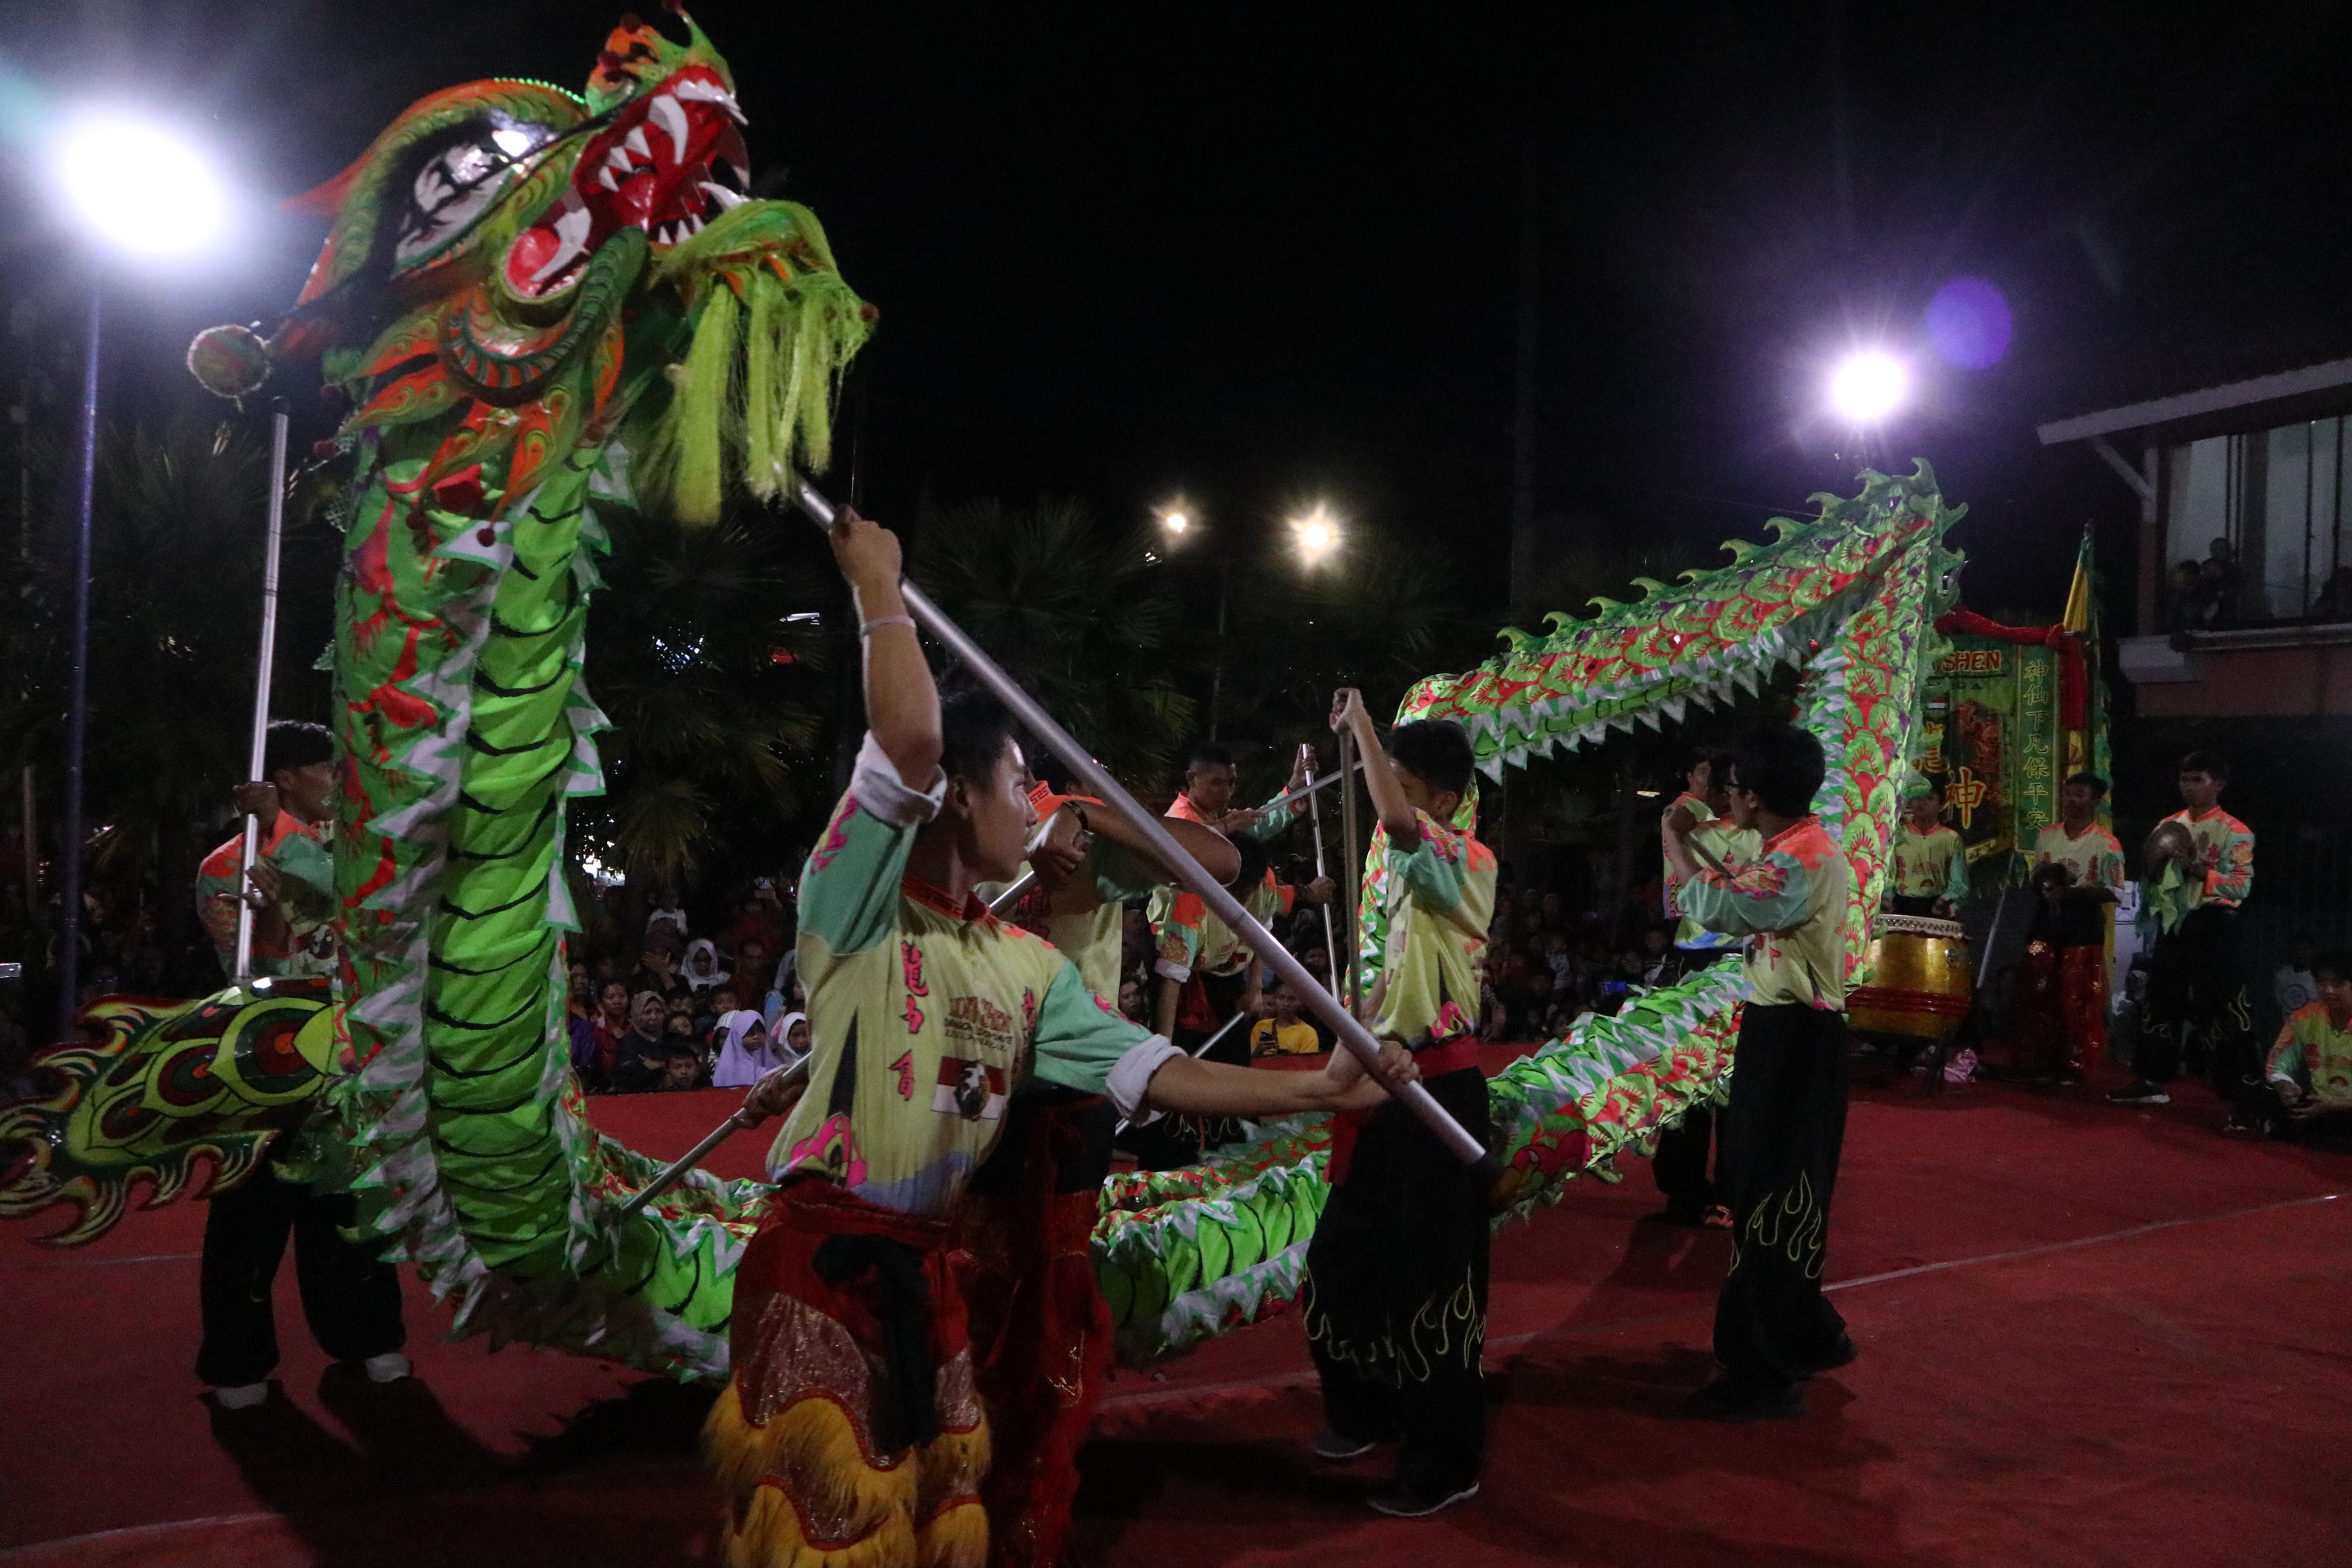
[566,883,812,1095]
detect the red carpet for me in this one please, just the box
[3,1071,2348,1566]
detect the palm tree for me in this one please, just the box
[910,496,1197,785]
[572,505,837,898]
[0,419,318,992]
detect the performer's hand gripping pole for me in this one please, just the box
[232,403,291,986]
[790,475,1484,1163]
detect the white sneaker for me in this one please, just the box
[213,1381,270,1410]
[362,1352,413,1384]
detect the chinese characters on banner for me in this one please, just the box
[1923,638,2063,891]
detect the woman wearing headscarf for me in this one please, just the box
[713,1009,786,1088]
[682,937,732,995]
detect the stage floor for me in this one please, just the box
[2,1069,2347,1567]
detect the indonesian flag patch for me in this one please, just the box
[932,1057,1008,1121]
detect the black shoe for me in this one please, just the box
[1310,1427,1381,1461]
[2105,1080,2171,1106]
[1802,1334,1859,1376]
[1368,1480,1479,1517]
[1681,1375,1804,1422]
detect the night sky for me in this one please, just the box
[8,0,2352,624]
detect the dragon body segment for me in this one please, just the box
[1,15,1961,1381]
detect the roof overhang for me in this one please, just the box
[2037,356,2352,447]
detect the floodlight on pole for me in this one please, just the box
[1291,504,1340,567]
[47,111,229,1037]
[1828,351,1907,424]
[1156,504,1192,539]
[54,115,229,262]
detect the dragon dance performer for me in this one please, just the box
[1149,743,1332,1048]
[1649,748,1757,1228]
[1662,724,1859,1422]
[2011,772,2125,1083]
[190,721,408,1408]
[707,511,1408,1568]
[1303,689,1495,1518]
[2109,750,2258,1117]
[1143,744,1333,1162]
[958,769,1236,1565]
[1884,780,1969,917]
[2234,949,2352,1144]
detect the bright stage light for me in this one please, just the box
[1160,509,1190,536]
[53,115,228,260]
[1829,352,1907,424]
[1292,505,1340,567]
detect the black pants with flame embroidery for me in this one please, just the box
[1303,1065,1491,1495]
[1714,1002,1851,1389]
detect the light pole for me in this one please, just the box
[46,114,229,1035]
[1157,503,1235,741]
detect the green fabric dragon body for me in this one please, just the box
[0,10,1964,1380]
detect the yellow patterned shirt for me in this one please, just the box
[1368,810,1495,1049]
[2266,1003,2352,1106]
[1663,794,1762,952]
[769,736,1178,1218]
[1679,816,1856,1011]
[1890,822,1969,903]
[2163,806,2254,910]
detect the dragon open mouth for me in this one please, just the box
[504,63,751,300]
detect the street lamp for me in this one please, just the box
[44,112,231,1034]
[1159,507,1191,539]
[1291,503,1341,567]
[1828,351,1907,425]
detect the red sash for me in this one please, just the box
[1326,1036,1482,1185]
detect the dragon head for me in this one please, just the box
[192,6,767,394]
[507,11,751,300]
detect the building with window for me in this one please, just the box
[2039,359,2352,717]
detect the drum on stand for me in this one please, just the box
[1848,913,1974,1042]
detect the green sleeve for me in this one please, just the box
[1241,792,1301,843]
[1090,839,1161,905]
[1390,817,1467,914]
[1029,956,1155,1094]
[1679,849,1817,936]
[1943,835,1972,903]
[270,828,339,927]
[797,733,944,958]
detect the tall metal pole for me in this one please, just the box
[789,476,1483,1163]
[1208,556,1229,742]
[1302,743,1344,1000]
[1336,726,1364,1013]
[232,402,292,983]
[55,285,99,1039]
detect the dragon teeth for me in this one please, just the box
[623,126,654,163]
[647,95,692,164]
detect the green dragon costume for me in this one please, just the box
[0,7,1964,1381]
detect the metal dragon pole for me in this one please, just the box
[614,1055,812,1219]
[55,286,99,1040]
[1302,744,1344,1000]
[790,475,1484,1163]
[1336,726,1363,1014]
[232,403,292,985]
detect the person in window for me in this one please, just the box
[2309,566,2352,623]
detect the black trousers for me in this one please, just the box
[195,1169,406,1388]
[1714,1003,1849,1389]
[1651,946,1727,1208]
[2135,905,2257,1093]
[1304,1065,1492,1494]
